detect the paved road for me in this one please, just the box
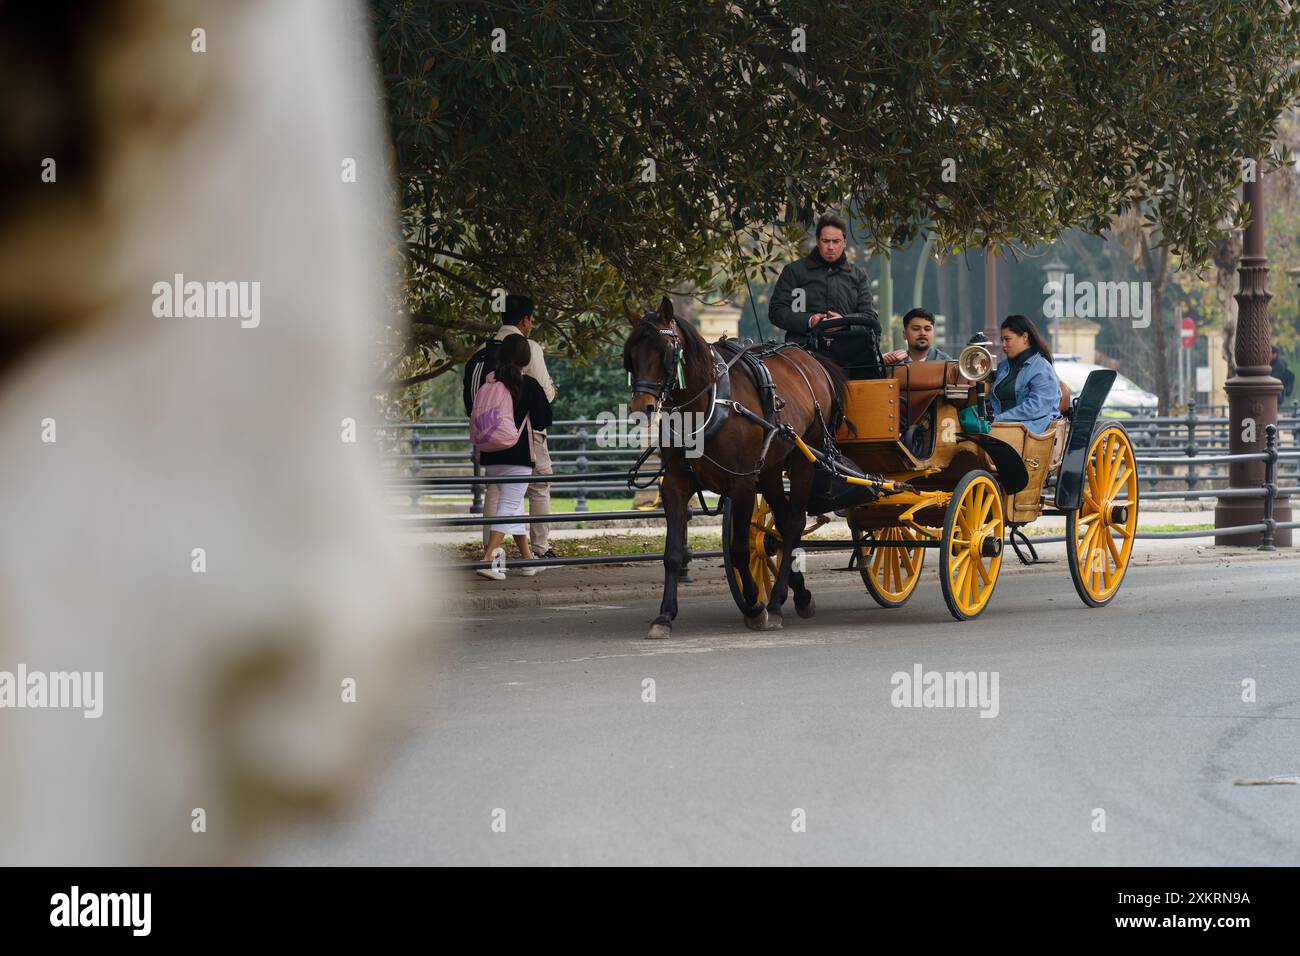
[271,557,1300,865]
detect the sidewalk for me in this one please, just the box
[413,508,1299,612]
[403,502,1220,548]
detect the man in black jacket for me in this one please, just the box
[768,212,879,370]
[1271,345,1294,409]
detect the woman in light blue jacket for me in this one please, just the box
[989,315,1061,434]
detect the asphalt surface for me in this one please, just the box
[270,557,1300,865]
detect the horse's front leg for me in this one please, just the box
[647,470,691,640]
[785,456,818,618]
[760,468,804,628]
[726,487,773,630]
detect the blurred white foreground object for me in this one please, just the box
[0,0,428,863]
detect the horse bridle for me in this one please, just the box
[626,316,686,404]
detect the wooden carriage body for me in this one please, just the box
[831,361,1070,528]
[723,353,1138,621]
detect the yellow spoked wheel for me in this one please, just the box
[1067,423,1138,607]
[939,470,1005,621]
[856,525,928,608]
[722,495,779,612]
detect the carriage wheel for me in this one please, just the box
[855,525,927,608]
[939,470,1005,621]
[721,495,779,613]
[1067,423,1138,607]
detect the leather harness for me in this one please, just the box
[626,317,844,506]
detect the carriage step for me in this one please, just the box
[1007,528,1055,566]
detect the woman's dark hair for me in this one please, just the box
[1000,314,1053,364]
[494,334,531,398]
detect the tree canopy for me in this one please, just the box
[370,0,1300,387]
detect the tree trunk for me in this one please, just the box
[936,257,954,350]
[956,256,972,343]
[998,253,1012,321]
[1151,281,1170,413]
[1150,250,1171,414]
[1213,233,1241,378]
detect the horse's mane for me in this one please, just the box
[671,311,713,370]
[622,317,661,365]
[623,309,712,376]
[629,312,853,434]
[807,350,854,437]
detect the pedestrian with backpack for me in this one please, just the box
[463,295,559,558]
[470,334,553,579]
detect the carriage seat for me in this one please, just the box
[887,362,1070,430]
[989,418,1070,523]
[888,361,962,429]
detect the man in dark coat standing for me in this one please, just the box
[768,212,879,370]
[1271,345,1294,403]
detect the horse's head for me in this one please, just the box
[621,296,683,415]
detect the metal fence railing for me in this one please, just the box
[379,406,1300,511]
[388,417,1298,572]
[1124,403,1300,494]
[377,419,640,512]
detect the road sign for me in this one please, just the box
[1196,366,1212,393]
[1181,317,1195,349]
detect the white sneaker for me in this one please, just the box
[519,564,547,577]
[476,548,507,580]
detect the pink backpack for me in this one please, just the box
[470,373,533,460]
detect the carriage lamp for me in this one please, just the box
[957,342,994,382]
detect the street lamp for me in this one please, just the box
[1215,161,1291,546]
[1042,254,1068,353]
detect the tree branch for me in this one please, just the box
[381,362,456,393]
[408,312,497,335]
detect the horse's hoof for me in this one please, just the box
[743,608,769,631]
[766,610,784,630]
[796,596,816,619]
[646,623,672,640]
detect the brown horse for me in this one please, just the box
[622,297,848,639]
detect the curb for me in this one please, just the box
[444,545,1300,613]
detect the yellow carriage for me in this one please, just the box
[722,320,1138,621]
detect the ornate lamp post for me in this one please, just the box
[1215,163,1292,546]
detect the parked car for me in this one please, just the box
[1053,359,1158,415]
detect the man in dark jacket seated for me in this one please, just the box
[768,212,880,376]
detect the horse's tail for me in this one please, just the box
[809,351,855,438]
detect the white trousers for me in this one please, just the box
[484,464,532,536]
[481,432,551,549]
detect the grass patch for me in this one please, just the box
[455,531,725,561]
[421,496,720,513]
[545,498,636,513]
[1017,521,1213,536]
[453,522,1219,562]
